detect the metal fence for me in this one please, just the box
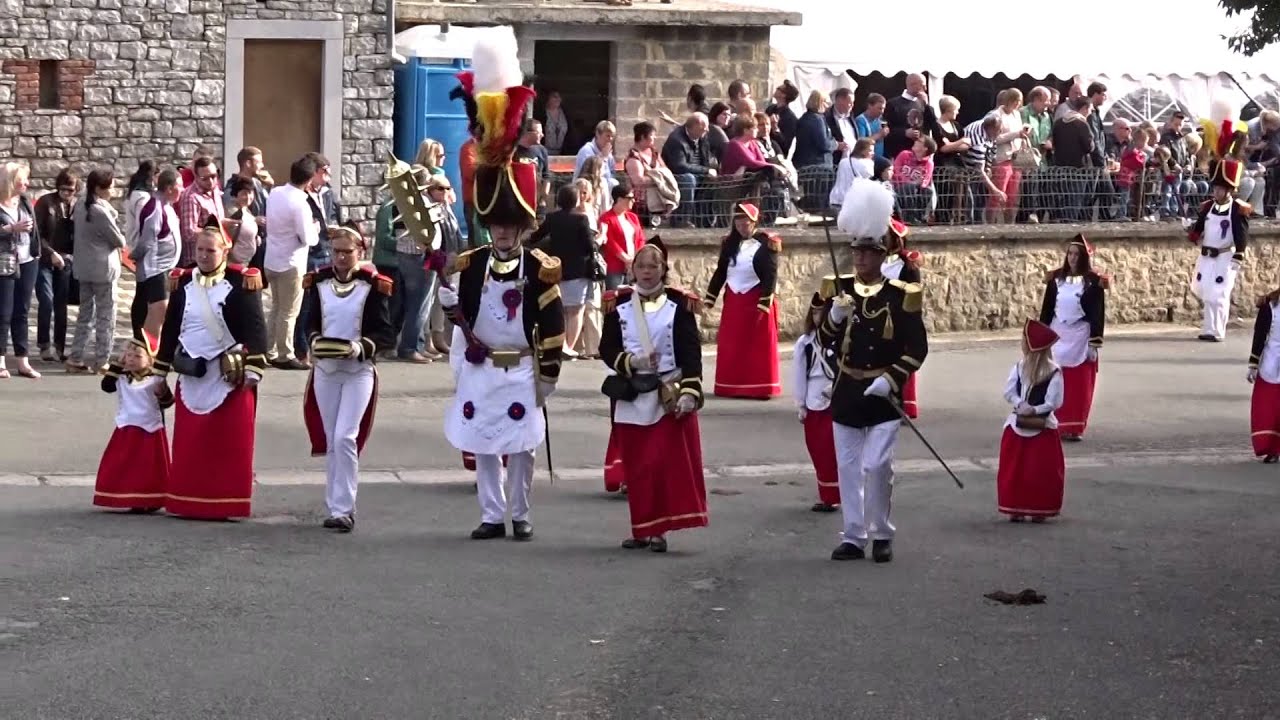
[550,165,1234,229]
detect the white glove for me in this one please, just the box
[676,394,696,415]
[1248,368,1258,384]
[1181,217,1194,230]
[350,340,363,359]
[1087,347,1099,362]
[438,285,459,308]
[797,407,808,422]
[828,295,853,324]
[863,375,891,398]
[538,380,557,402]
[629,352,655,372]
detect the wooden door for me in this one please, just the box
[243,39,323,175]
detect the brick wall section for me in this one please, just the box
[0,0,391,226]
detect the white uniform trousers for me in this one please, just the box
[1202,290,1233,340]
[313,364,375,518]
[476,449,536,524]
[833,419,900,547]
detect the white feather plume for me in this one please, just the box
[471,27,523,93]
[1208,98,1237,126]
[837,178,895,239]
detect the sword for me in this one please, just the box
[887,397,964,489]
[532,324,557,485]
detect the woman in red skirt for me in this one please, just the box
[1038,234,1107,441]
[702,202,781,399]
[94,331,173,513]
[879,219,922,417]
[601,240,707,552]
[603,415,627,493]
[792,292,839,512]
[1248,288,1280,463]
[997,319,1066,522]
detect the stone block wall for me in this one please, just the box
[0,0,391,224]
[662,223,1280,340]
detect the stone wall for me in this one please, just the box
[661,222,1280,340]
[0,0,392,224]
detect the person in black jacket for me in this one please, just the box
[1038,234,1107,441]
[702,202,782,399]
[660,114,717,228]
[766,80,801,152]
[883,74,938,162]
[531,184,597,356]
[1248,286,1280,463]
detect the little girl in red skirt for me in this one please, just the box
[793,292,840,512]
[996,319,1066,522]
[93,331,174,513]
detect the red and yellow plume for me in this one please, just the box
[453,28,534,167]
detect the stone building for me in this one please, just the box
[0,0,394,223]
[395,0,800,156]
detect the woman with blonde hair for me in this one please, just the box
[414,138,446,176]
[0,161,42,379]
[988,88,1030,223]
[996,319,1067,522]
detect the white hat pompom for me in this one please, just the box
[471,27,524,94]
[837,178,895,240]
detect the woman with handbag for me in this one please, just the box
[0,162,43,379]
[1039,234,1108,441]
[997,319,1067,522]
[702,202,782,399]
[67,169,127,374]
[599,240,707,552]
[531,184,597,359]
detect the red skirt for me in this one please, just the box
[614,413,708,538]
[166,386,256,519]
[1251,379,1280,456]
[902,373,919,419]
[604,423,627,493]
[94,426,170,510]
[996,426,1065,518]
[1057,361,1098,436]
[714,287,781,399]
[802,408,840,505]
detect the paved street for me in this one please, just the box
[4,324,1280,718]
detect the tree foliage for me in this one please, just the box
[1220,0,1280,56]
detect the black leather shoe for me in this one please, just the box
[831,542,865,561]
[1264,454,1278,464]
[323,515,354,532]
[810,502,838,513]
[512,520,533,541]
[470,522,506,540]
[649,536,668,553]
[621,537,650,549]
[871,539,893,563]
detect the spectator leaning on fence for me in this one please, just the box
[962,114,1004,221]
[575,121,619,192]
[1020,86,1053,223]
[660,112,717,229]
[826,88,857,163]
[794,91,835,170]
[893,136,937,223]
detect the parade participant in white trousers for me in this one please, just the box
[1187,121,1250,342]
[438,28,566,541]
[817,178,928,564]
[300,224,395,532]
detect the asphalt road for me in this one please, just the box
[4,323,1280,719]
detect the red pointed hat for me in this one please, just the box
[888,218,909,240]
[733,202,760,223]
[1023,319,1058,353]
[1068,233,1094,255]
[128,329,159,359]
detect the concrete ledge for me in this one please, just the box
[397,0,801,27]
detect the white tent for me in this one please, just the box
[740,0,1280,121]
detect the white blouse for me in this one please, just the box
[792,331,833,412]
[1001,361,1064,438]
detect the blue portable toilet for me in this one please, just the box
[393,25,515,240]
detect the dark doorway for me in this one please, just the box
[532,40,612,155]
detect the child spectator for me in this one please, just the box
[893,137,937,223]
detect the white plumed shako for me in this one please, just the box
[471,27,523,93]
[837,178,895,240]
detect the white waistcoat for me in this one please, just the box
[725,239,761,294]
[614,293,679,427]
[444,263,544,454]
[1191,207,1238,303]
[176,276,237,414]
[1049,277,1090,368]
[792,332,833,412]
[316,278,372,376]
[115,374,166,433]
[1260,302,1280,384]
[881,257,904,281]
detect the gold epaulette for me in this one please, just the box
[888,278,923,313]
[667,286,703,314]
[374,273,394,296]
[760,231,782,253]
[239,267,263,291]
[167,267,191,293]
[302,272,316,289]
[530,248,562,284]
[820,274,856,301]
[602,288,632,314]
[452,247,482,274]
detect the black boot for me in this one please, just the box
[470,522,506,540]
[871,539,893,563]
[831,542,865,561]
[1264,454,1278,464]
[322,515,355,533]
[512,520,533,541]
[810,502,838,513]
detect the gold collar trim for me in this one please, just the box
[853,281,884,297]
[490,255,521,276]
[195,262,227,288]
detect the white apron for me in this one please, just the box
[1260,302,1280,384]
[1049,277,1090,368]
[116,374,166,432]
[175,277,237,415]
[614,292,679,427]
[725,240,761,294]
[1190,206,1237,304]
[444,264,544,454]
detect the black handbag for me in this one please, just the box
[601,374,638,402]
[171,347,207,378]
